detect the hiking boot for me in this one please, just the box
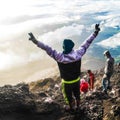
[103,89,108,94]
[75,106,80,112]
[107,86,112,90]
[64,105,75,114]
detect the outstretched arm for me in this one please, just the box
[28,33,62,61]
[76,24,100,56]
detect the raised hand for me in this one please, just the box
[95,24,100,31]
[28,32,36,41]
[94,24,100,36]
[28,32,38,44]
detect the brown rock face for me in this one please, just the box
[0,65,120,120]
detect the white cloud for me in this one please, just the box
[0,0,120,70]
[39,24,84,45]
[96,32,120,48]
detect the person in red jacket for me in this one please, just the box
[87,70,95,91]
[80,78,89,93]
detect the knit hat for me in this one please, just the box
[63,39,74,54]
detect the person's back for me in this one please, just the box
[80,78,89,93]
[105,56,114,75]
[57,60,81,81]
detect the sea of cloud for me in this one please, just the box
[0,0,120,70]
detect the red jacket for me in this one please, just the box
[80,79,89,93]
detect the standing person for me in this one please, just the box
[28,24,100,112]
[87,70,95,91]
[102,50,114,94]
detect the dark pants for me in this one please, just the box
[62,81,80,104]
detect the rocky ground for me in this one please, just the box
[0,64,120,120]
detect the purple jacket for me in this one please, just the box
[37,33,97,63]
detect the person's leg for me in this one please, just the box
[91,78,94,90]
[107,74,112,90]
[89,80,92,90]
[102,75,107,93]
[73,81,80,108]
[61,82,74,110]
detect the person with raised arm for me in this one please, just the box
[28,24,100,112]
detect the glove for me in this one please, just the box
[28,32,35,40]
[28,32,38,44]
[95,24,100,31]
[94,24,100,36]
